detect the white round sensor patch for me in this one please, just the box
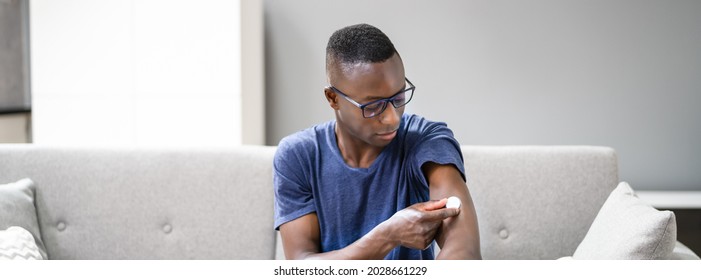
[446,196,462,209]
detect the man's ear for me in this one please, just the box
[324,87,340,110]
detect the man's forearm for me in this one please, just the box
[301,221,399,260]
[282,199,458,260]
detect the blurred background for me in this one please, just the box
[1,0,700,192]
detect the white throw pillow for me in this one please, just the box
[0,226,44,260]
[572,182,676,259]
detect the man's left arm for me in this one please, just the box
[422,162,482,259]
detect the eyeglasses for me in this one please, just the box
[329,78,415,118]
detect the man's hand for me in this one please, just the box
[280,198,459,259]
[383,198,460,250]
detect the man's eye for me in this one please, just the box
[365,102,384,110]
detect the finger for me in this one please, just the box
[420,198,448,211]
[423,228,440,250]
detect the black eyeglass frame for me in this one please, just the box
[329,78,415,118]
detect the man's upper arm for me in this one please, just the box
[273,138,321,259]
[422,162,482,259]
[278,213,321,260]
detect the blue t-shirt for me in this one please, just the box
[273,114,465,260]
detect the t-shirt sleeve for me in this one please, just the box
[273,138,317,230]
[410,119,466,188]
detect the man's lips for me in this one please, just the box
[376,130,397,140]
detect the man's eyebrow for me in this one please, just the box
[363,85,406,102]
[364,95,387,101]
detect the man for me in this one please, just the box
[273,23,481,260]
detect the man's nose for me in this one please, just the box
[379,103,401,125]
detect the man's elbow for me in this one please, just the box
[436,247,482,260]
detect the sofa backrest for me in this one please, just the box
[2,145,618,260]
[463,146,618,259]
[0,145,277,259]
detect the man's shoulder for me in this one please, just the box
[401,113,452,138]
[276,120,333,157]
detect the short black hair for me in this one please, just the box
[326,24,398,71]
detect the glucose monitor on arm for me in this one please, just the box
[446,196,461,209]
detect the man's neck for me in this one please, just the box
[334,124,384,169]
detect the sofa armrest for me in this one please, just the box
[669,241,700,260]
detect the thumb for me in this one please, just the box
[428,207,461,221]
[422,198,448,211]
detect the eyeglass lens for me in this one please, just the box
[363,89,413,118]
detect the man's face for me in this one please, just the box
[326,53,407,148]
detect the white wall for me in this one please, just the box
[31,0,243,146]
[264,0,701,191]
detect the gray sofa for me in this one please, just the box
[0,144,698,260]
